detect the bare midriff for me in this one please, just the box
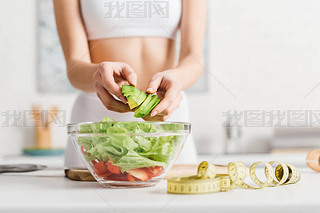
[89,37,177,90]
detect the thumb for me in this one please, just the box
[120,63,137,87]
[146,74,162,94]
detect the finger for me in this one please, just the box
[95,82,131,112]
[97,94,125,113]
[97,90,131,113]
[120,63,137,86]
[97,93,119,112]
[98,63,127,103]
[157,92,182,116]
[146,74,162,94]
[150,87,179,117]
[95,71,123,92]
[95,72,123,100]
[97,93,129,113]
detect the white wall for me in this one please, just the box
[1,0,320,155]
[190,0,320,154]
[0,0,76,155]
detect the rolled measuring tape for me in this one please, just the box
[167,161,300,194]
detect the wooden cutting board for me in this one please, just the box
[65,164,228,181]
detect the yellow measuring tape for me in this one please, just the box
[167,161,300,194]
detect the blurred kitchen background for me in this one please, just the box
[1,0,320,156]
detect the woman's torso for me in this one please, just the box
[80,0,182,90]
[65,1,198,169]
[89,38,177,90]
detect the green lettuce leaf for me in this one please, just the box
[132,136,152,151]
[79,124,93,134]
[113,150,166,172]
[101,117,115,122]
[139,136,178,163]
[77,116,183,172]
[78,137,92,150]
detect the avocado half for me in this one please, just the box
[122,85,147,109]
[121,85,160,118]
[134,94,160,118]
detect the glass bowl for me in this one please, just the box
[68,121,191,188]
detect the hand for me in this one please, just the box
[93,62,137,113]
[143,71,183,121]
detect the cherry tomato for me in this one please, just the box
[96,169,112,178]
[127,168,149,181]
[94,161,107,175]
[81,146,87,155]
[91,159,99,166]
[106,160,121,174]
[127,173,136,182]
[147,166,165,177]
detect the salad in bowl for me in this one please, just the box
[68,116,191,188]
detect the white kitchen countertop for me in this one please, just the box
[0,152,319,213]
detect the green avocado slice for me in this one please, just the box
[122,85,147,109]
[122,85,140,97]
[122,85,160,117]
[122,85,137,95]
[134,94,160,118]
[134,94,153,118]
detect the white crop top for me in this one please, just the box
[80,0,182,40]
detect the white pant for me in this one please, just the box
[65,91,197,169]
